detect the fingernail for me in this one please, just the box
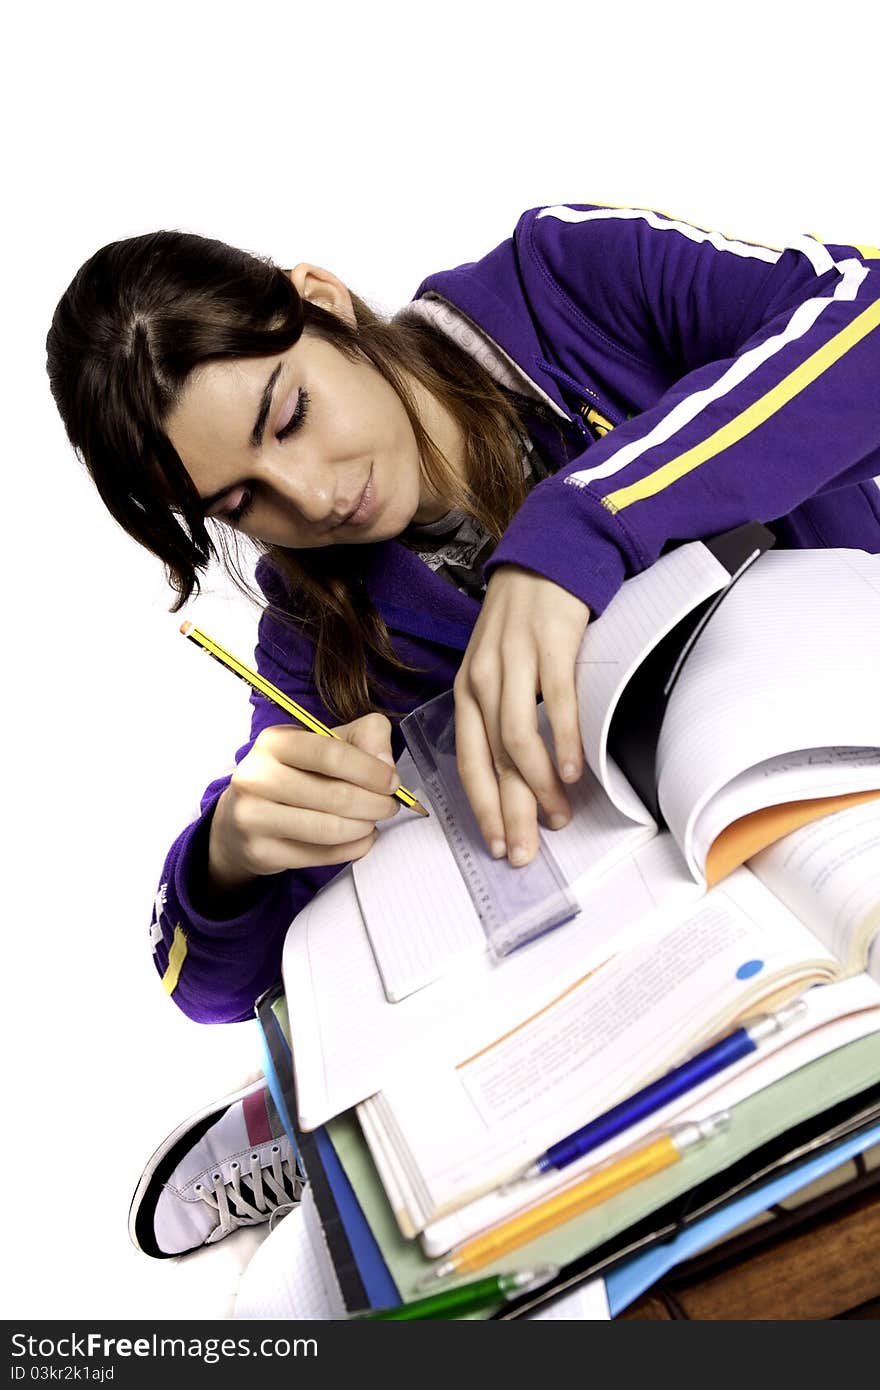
[562,762,578,781]
[490,839,507,859]
[509,845,530,866]
[377,751,396,766]
[388,772,401,793]
[549,813,569,830]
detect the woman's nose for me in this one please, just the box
[261,455,336,526]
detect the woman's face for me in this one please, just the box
[165,269,456,549]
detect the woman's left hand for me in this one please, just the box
[453,564,591,867]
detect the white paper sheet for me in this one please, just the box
[233,1186,345,1321]
[526,1278,611,1320]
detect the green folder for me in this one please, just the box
[325,1031,880,1305]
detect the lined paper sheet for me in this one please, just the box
[352,754,485,1002]
[575,540,730,821]
[353,747,656,1001]
[233,1186,344,1320]
[657,550,880,881]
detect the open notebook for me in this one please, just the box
[353,546,880,1002]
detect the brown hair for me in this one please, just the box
[46,230,559,721]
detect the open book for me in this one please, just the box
[578,541,880,887]
[283,789,880,1123]
[354,799,880,1244]
[352,544,880,1001]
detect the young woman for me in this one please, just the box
[45,201,880,1256]
[47,203,880,1033]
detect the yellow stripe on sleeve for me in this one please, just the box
[161,924,188,996]
[853,244,880,261]
[602,296,880,513]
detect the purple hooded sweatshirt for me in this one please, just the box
[149,202,880,1023]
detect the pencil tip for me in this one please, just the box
[412,798,430,818]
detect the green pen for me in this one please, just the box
[352,1265,558,1320]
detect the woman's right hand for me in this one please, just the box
[207,712,401,893]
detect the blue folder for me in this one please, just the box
[606,1121,880,1314]
[255,985,400,1312]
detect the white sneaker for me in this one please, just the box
[129,1078,304,1258]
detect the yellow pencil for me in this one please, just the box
[419,1112,730,1283]
[180,621,428,817]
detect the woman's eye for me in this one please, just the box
[215,485,253,526]
[276,388,310,441]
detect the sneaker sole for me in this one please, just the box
[128,1077,269,1258]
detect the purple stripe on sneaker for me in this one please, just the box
[243,1089,272,1147]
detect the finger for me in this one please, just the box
[235,795,383,847]
[539,649,585,785]
[258,725,400,796]
[463,645,545,865]
[495,653,571,835]
[486,689,542,865]
[249,829,379,874]
[493,754,541,867]
[454,686,507,859]
[344,712,396,769]
[237,759,400,823]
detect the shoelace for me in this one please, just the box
[193,1142,304,1237]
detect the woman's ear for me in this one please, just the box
[288,263,356,327]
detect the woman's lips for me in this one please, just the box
[341,466,375,527]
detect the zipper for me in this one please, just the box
[532,356,621,440]
[580,402,615,439]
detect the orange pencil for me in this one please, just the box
[419,1112,729,1283]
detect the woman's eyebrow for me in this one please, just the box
[196,358,285,512]
[250,360,285,448]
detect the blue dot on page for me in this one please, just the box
[736,959,764,980]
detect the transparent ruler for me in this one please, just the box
[401,689,579,957]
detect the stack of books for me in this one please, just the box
[260,540,880,1318]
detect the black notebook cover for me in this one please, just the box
[607,520,775,823]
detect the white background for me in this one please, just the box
[5,0,878,1319]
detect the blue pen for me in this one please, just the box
[510,997,808,1186]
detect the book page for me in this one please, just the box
[370,868,847,1221]
[693,748,880,874]
[353,746,657,1001]
[703,788,880,887]
[656,550,880,881]
[747,799,880,969]
[283,834,702,1129]
[416,979,880,1255]
[574,540,730,821]
[357,1101,424,1241]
